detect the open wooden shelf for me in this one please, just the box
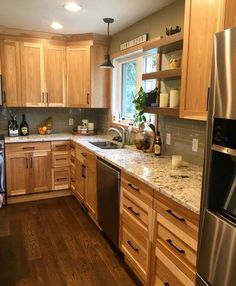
[143,33,183,53]
[142,68,181,81]
[144,107,179,117]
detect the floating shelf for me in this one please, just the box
[142,68,181,81]
[144,107,179,117]
[143,33,183,53]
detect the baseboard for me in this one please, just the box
[7,189,73,204]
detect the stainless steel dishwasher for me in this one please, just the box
[97,158,120,247]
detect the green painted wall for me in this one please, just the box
[111,0,185,53]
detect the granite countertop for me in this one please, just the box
[5,134,203,214]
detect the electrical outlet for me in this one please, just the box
[192,138,198,152]
[166,133,171,145]
[69,118,74,126]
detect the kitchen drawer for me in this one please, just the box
[155,244,195,286]
[51,141,70,151]
[121,171,153,207]
[6,142,51,153]
[121,226,149,283]
[154,193,199,250]
[52,152,70,167]
[157,224,196,268]
[155,257,186,286]
[122,207,149,249]
[53,167,70,190]
[70,141,76,157]
[123,190,149,230]
[75,144,87,163]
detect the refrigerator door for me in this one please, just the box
[214,27,236,119]
[198,210,236,286]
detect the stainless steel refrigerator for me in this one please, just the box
[196,28,236,286]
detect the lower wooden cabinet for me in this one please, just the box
[72,144,97,220]
[5,142,51,195]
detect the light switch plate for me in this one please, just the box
[166,133,171,145]
[192,138,198,152]
[69,118,74,126]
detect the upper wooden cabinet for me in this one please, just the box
[67,44,109,108]
[44,44,66,107]
[180,0,236,120]
[0,40,22,106]
[67,45,90,107]
[21,42,46,107]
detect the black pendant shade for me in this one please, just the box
[100,18,114,69]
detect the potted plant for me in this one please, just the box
[132,87,157,151]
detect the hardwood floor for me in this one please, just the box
[0,196,137,286]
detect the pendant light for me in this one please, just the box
[100,18,114,69]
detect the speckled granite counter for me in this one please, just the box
[5,134,203,214]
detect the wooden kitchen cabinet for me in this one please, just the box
[51,141,70,190]
[180,0,236,120]
[5,142,52,196]
[20,42,46,107]
[73,144,97,220]
[151,191,199,286]
[0,40,22,106]
[120,171,154,285]
[44,44,66,107]
[67,44,109,108]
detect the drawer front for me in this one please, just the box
[121,226,149,282]
[155,257,186,286]
[51,141,70,151]
[157,224,197,268]
[121,171,153,207]
[52,152,70,167]
[53,167,70,190]
[75,145,87,163]
[6,142,51,153]
[123,190,149,229]
[70,141,76,157]
[155,246,195,286]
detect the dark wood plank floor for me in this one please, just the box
[0,196,137,286]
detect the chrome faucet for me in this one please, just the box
[108,126,126,147]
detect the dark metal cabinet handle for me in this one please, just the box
[128,183,139,191]
[82,165,86,178]
[55,144,68,148]
[127,240,139,252]
[128,206,140,216]
[166,209,185,222]
[23,146,35,150]
[56,178,67,182]
[55,158,66,161]
[25,157,28,169]
[42,92,44,103]
[87,93,89,104]
[164,283,170,286]
[166,239,185,254]
[46,92,49,103]
[29,157,33,169]
[81,152,87,158]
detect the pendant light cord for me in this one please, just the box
[107,22,110,54]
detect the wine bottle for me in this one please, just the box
[154,131,162,156]
[20,114,29,136]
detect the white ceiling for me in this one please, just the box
[0,0,176,35]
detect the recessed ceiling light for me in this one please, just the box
[50,22,63,30]
[64,2,81,12]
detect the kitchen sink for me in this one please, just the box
[89,141,124,149]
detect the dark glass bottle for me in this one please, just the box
[154,131,162,156]
[20,114,29,136]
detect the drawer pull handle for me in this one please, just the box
[166,239,185,254]
[23,147,35,150]
[82,165,86,178]
[81,152,87,158]
[56,158,67,161]
[56,178,68,181]
[127,240,139,252]
[128,183,139,191]
[128,207,140,216]
[55,145,68,148]
[164,283,170,286]
[166,209,185,222]
[71,178,75,182]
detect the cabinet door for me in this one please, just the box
[84,152,97,219]
[75,159,85,202]
[6,152,29,196]
[21,42,46,107]
[67,46,90,107]
[90,45,109,108]
[180,0,221,120]
[1,40,22,106]
[44,45,66,107]
[30,151,52,193]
